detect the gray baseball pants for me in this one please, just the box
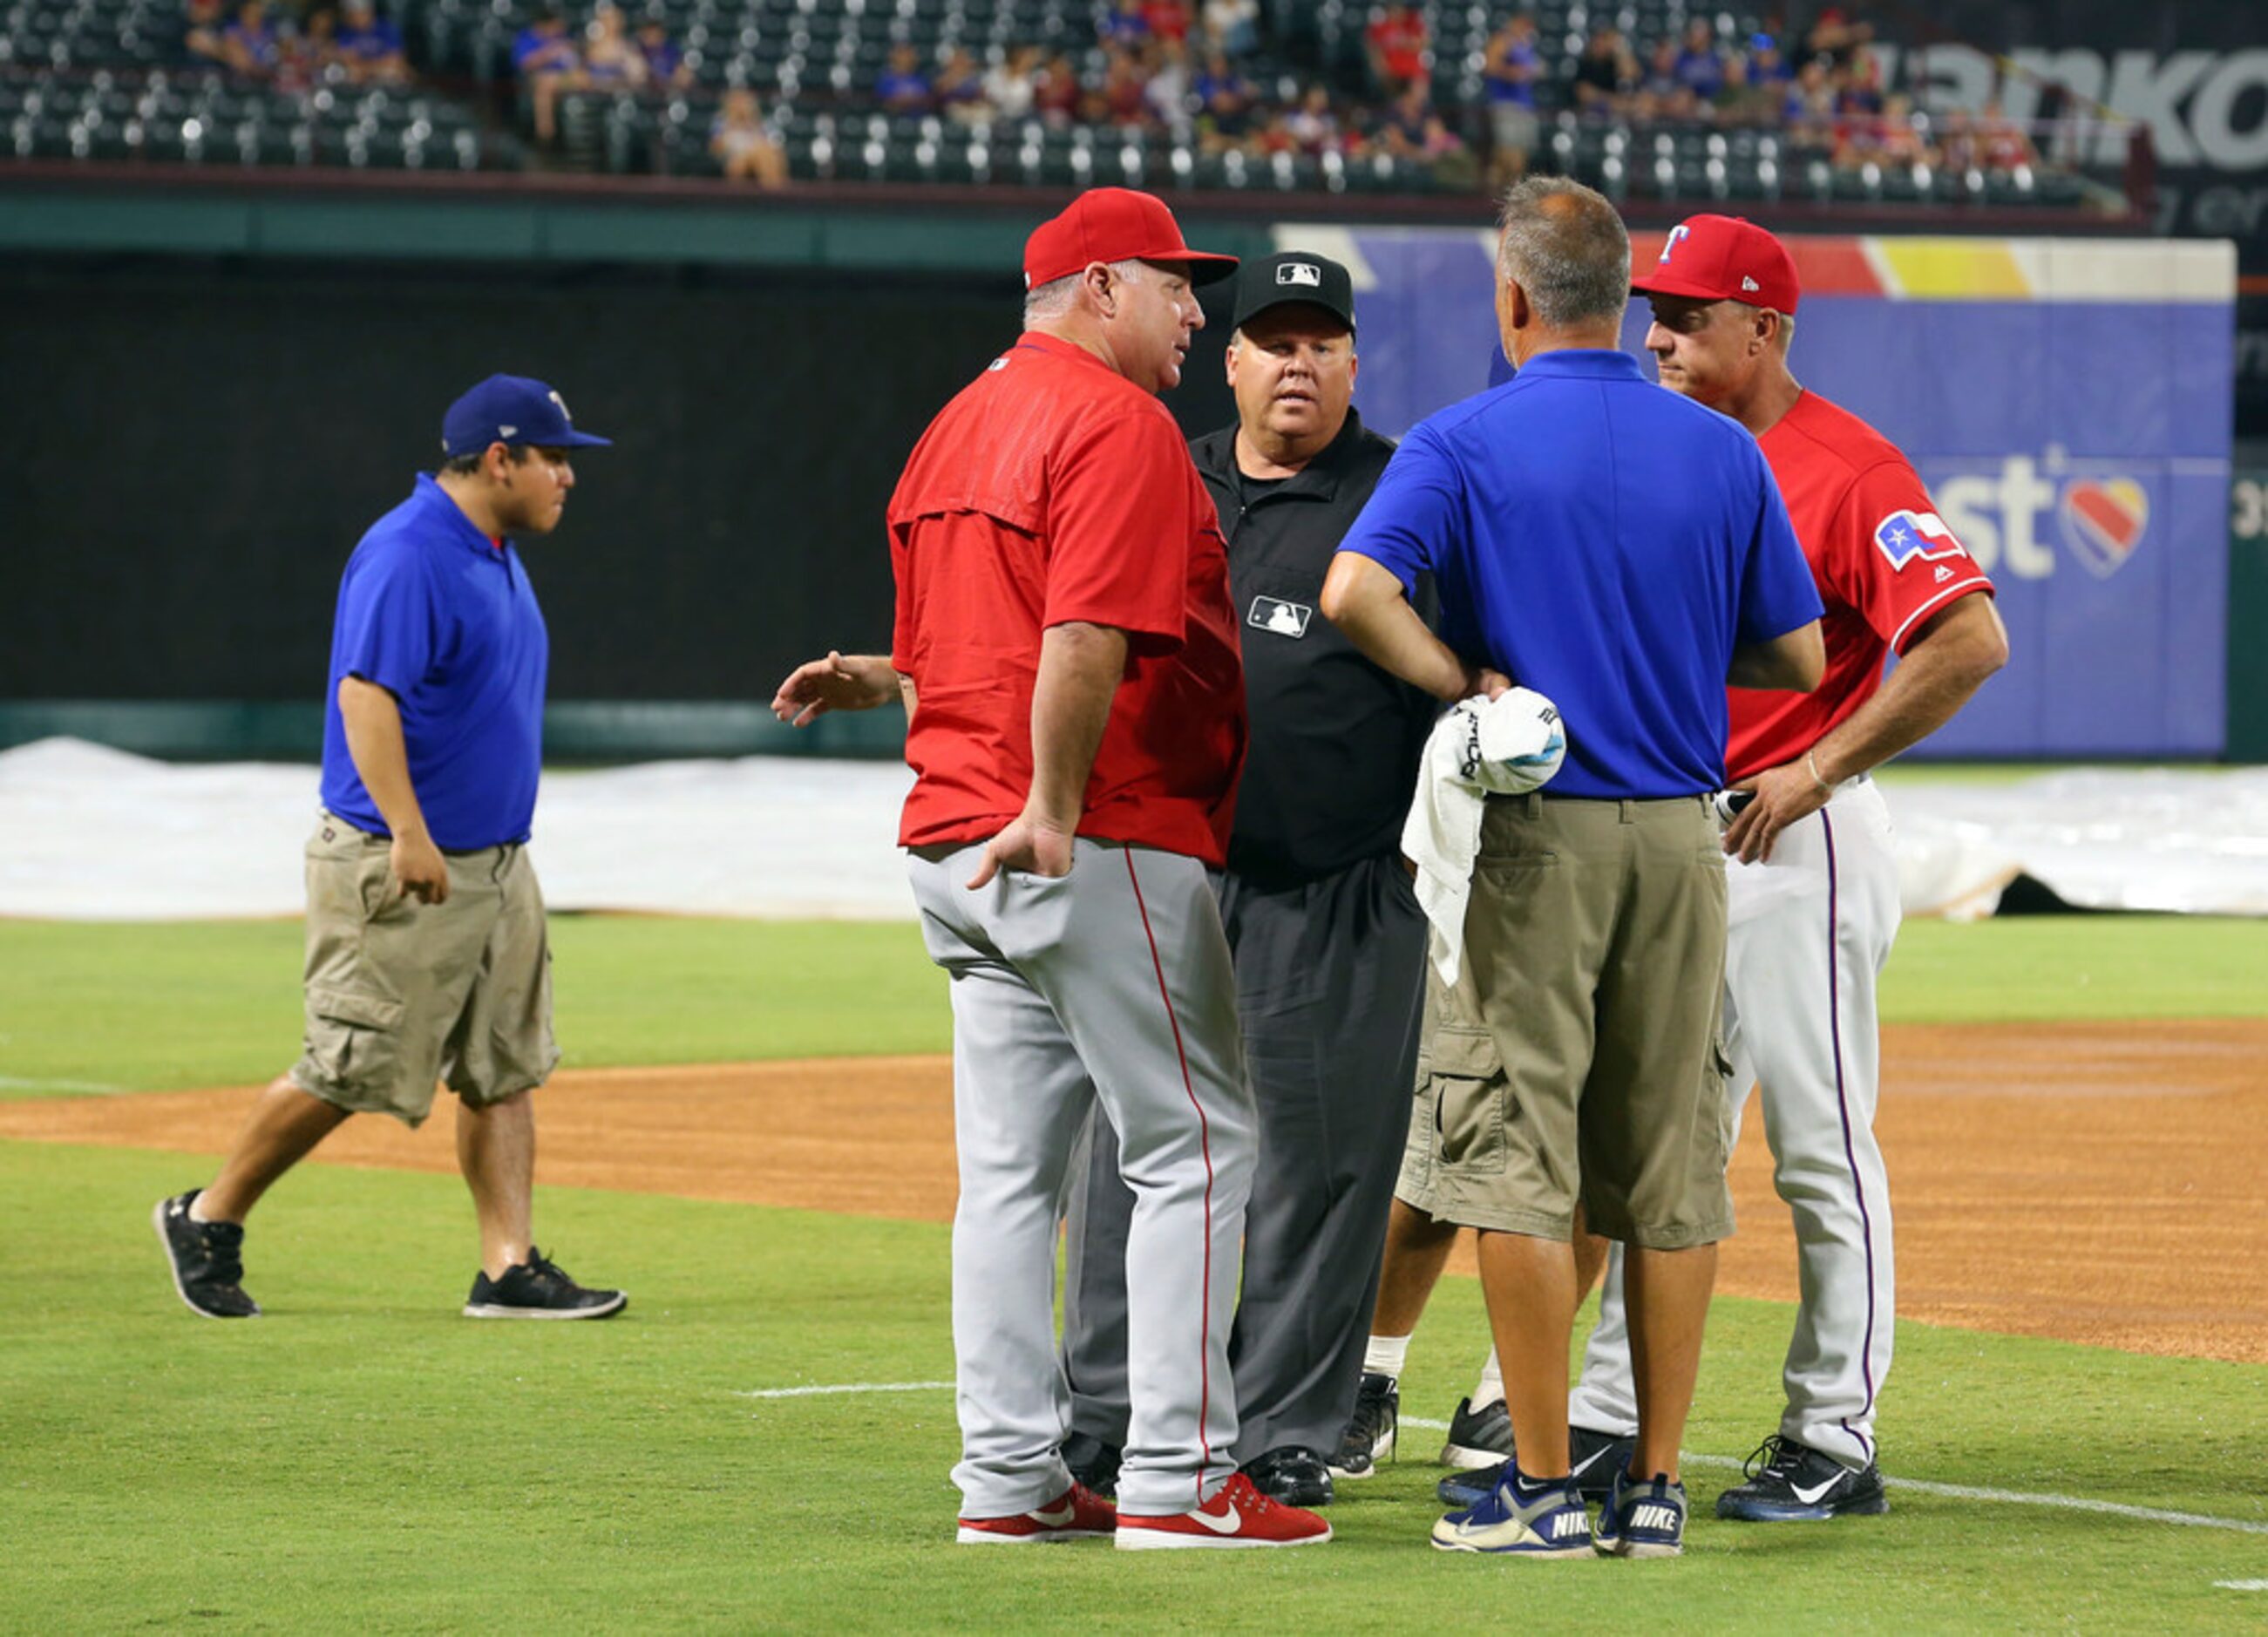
[1063,853,1428,1460]
[907,836,1258,1518]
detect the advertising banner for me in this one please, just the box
[1298,224,2237,757]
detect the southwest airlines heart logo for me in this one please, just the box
[2060,478,2148,579]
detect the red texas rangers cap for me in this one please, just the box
[1022,187,1240,290]
[1631,214,1802,315]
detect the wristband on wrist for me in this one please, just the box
[1806,749,1833,793]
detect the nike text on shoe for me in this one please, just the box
[153,1191,261,1319]
[1329,1371,1398,1479]
[1115,1472,1332,1551]
[462,1248,627,1319]
[1441,1396,1516,1469]
[1430,1466,1594,1558]
[1595,1468,1687,1559]
[1063,1432,1123,1500]
[957,1484,1116,1545]
[1241,1445,1334,1508]
[1715,1434,1888,1522]
[1436,1423,1637,1508]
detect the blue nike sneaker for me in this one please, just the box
[1436,1423,1636,1509]
[1594,1467,1687,1559]
[1430,1466,1594,1558]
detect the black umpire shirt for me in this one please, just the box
[1189,407,1439,887]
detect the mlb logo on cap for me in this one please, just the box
[1277,262,1323,288]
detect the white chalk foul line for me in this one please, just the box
[0,1075,124,1094]
[737,1380,954,1401]
[2215,1579,2268,1591]
[1386,1418,2268,1537]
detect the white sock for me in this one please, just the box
[1363,1334,1411,1382]
[1471,1348,1504,1411]
[186,1193,214,1224]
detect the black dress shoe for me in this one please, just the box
[1062,1430,1123,1499]
[1240,1445,1335,1508]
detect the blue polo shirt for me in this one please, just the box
[1338,349,1820,799]
[318,473,549,849]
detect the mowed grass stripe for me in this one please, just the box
[3,913,2265,1097]
[7,1143,2264,1632]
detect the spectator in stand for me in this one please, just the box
[1035,50,1083,125]
[1784,57,1836,146]
[276,8,336,91]
[1571,25,1637,119]
[1482,15,1540,186]
[937,47,989,122]
[711,87,788,187]
[222,0,282,79]
[1144,0,1192,44]
[1976,98,2037,170]
[513,10,583,146]
[1285,85,1342,155]
[1194,48,1255,150]
[877,43,936,117]
[336,0,410,85]
[581,3,649,90]
[1836,41,1885,117]
[183,0,229,66]
[1097,44,1151,128]
[1936,105,1978,172]
[1367,3,1429,97]
[1713,52,1776,127]
[1638,37,1694,123]
[1101,1,1150,47]
[1805,5,1872,72]
[1203,0,1259,58]
[636,18,694,94]
[1674,19,1726,108]
[1144,37,1193,129]
[1749,33,1792,92]
[984,45,1042,122]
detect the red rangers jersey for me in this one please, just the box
[1726,391,1995,782]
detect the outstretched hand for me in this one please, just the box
[771,650,898,726]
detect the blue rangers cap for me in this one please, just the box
[441,374,614,457]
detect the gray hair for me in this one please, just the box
[1023,257,1149,326]
[1494,177,1631,329]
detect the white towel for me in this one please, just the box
[1402,688,1568,987]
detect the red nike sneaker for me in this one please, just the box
[1115,1472,1334,1551]
[955,1483,1117,1545]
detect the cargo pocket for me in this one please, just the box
[1429,1025,1509,1176]
[304,985,406,1094]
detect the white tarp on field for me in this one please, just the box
[1,737,2263,921]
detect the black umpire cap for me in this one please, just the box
[1231,251,1358,336]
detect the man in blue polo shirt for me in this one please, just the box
[1322,178,1823,1559]
[154,376,627,1324]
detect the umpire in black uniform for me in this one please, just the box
[1059,253,1437,1506]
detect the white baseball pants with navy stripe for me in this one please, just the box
[1569,779,1901,1472]
[908,837,1257,1518]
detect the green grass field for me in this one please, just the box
[3,913,2266,1630]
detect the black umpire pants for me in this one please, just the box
[1061,851,1429,1461]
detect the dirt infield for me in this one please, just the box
[5,1018,2262,1363]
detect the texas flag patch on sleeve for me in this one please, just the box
[1872,508,1969,569]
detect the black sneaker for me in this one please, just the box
[1441,1395,1516,1468]
[1329,1372,1398,1479]
[1715,1434,1888,1522]
[1063,1431,1122,1500]
[463,1248,626,1320]
[1436,1422,1636,1507]
[1241,1445,1334,1507]
[153,1191,261,1319]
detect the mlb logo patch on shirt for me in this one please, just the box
[1872,508,1968,569]
[1249,595,1313,637]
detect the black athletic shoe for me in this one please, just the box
[1329,1372,1398,1479]
[1436,1422,1637,1507]
[1241,1445,1335,1508]
[1715,1434,1889,1522]
[153,1191,261,1319]
[1063,1431,1123,1500]
[1440,1396,1516,1469]
[463,1248,626,1320]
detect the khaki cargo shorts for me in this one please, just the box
[1395,792,1735,1249]
[289,814,560,1127]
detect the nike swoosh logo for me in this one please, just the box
[1569,1443,1618,1478]
[1192,1505,1243,1536]
[1030,1501,1076,1526]
[1790,1475,1844,1505]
